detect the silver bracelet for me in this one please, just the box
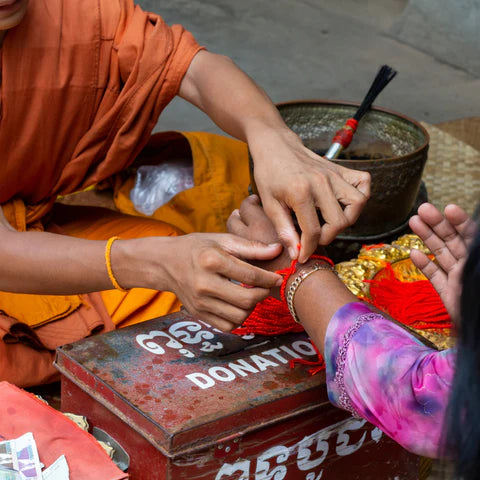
[286,262,337,323]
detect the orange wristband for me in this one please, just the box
[105,236,127,292]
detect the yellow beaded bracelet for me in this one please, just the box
[105,236,128,292]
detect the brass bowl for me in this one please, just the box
[251,100,429,238]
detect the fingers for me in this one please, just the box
[177,232,282,332]
[222,253,282,288]
[327,165,370,229]
[186,282,269,332]
[408,202,473,323]
[341,168,371,199]
[444,204,478,248]
[410,248,447,297]
[187,259,272,332]
[410,249,440,280]
[183,308,237,333]
[261,200,300,259]
[308,176,347,248]
[289,166,369,260]
[221,234,283,264]
[296,173,364,259]
[197,239,282,288]
[409,203,472,272]
[238,194,263,224]
[334,183,369,229]
[293,194,322,263]
[239,195,275,234]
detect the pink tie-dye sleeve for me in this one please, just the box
[324,302,456,458]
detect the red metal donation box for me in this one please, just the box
[55,310,421,479]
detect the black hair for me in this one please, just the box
[444,226,480,479]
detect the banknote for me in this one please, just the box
[0,433,42,480]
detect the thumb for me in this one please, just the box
[222,235,283,261]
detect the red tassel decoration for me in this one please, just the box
[289,340,326,376]
[232,254,332,374]
[365,264,452,330]
[232,296,304,336]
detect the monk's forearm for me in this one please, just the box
[287,262,358,356]
[0,230,112,294]
[179,50,292,143]
[0,229,170,295]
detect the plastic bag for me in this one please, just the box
[130,163,194,216]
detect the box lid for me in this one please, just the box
[55,310,327,457]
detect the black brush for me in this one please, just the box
[324,65,398,160]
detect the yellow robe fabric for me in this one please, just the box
[0,130,250,387]
[113,131,250,234]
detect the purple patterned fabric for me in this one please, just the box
[324,302,455,458]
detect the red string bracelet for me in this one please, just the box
[278,255,335,303]
[232,253,335,375]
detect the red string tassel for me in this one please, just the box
[289,340,326,376]
[233,255,332,375]
[232,296,304,336]
[365,264,452,330]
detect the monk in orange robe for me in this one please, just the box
[0,0,370,387]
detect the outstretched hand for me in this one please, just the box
[249,128,370,263]
[409,203,477,322]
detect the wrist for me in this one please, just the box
[111,236,174,291]
[246,122,301,156]
[285,258,333,291]
[284,257,337,323]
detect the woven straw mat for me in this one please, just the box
[421,122,480,215]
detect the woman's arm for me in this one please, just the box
[179,50,371,262]
[290,261,454,458]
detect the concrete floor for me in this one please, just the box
[137,0,480,135]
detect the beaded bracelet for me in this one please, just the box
[105,236,128,292]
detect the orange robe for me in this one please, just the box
[0,0,212,387]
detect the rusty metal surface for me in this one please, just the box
[62,375,420,480]
[55,311,327,456]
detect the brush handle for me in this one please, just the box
[324,118,358,160]
[324,142,343,160]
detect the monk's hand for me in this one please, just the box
[409,203,477,322]
[163,233,283,332]
[249,127,370,263]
